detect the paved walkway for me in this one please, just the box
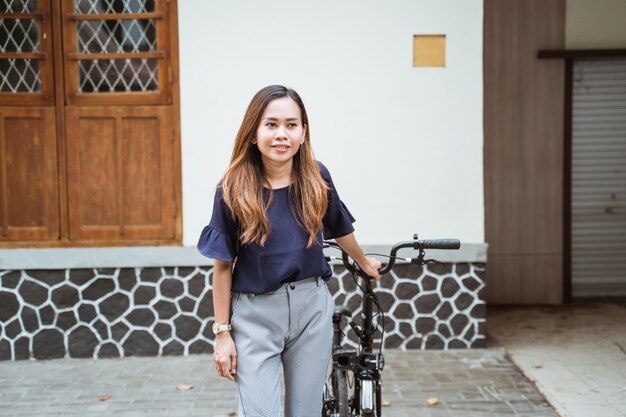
[488,298,626,417]
[0,348,556,417]
[5,298,623,417]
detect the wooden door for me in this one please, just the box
[0,0,181,246]
[61,0,179,244]
[0,1,59,241]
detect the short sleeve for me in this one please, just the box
[197,186,238,262]
[318,161,356,239]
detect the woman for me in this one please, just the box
[198,85,381,416]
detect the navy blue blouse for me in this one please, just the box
[197,161,355,294]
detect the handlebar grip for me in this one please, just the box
[418,239,461,250]
[326,237,461,277]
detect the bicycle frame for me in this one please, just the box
[330,275,384,416]
[322,235,460,417]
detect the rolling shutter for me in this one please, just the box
[571,58,626,296]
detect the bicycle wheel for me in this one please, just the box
[333,369,349,417]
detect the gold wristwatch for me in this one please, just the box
[212,322,231,335]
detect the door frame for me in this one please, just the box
[539,48,626,302]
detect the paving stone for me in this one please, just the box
[488,299,626,417]
[0,349,558,417]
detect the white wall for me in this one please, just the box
[566,0,626,49]
[179,0,484,247]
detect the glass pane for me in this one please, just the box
[78,58,157,92]
[0,0,37,13]
[0,58,41,92]
[0,19,40,53]
[77,19,156,53]
[74,0,155,14]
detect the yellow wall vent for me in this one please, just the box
[413,35,446,67]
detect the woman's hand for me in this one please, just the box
[335,234,383,280]
[359,257,382,280]
[213,332,237,381]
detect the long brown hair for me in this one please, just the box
[221,85,329,248]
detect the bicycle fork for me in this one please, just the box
[361,379,374,414]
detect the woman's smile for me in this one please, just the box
[272,144,290,153]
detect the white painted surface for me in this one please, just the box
[179,0,484,248]
[566,0,626,49]
[0,243,487,269]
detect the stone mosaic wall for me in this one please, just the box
[332,263,486,350]
[0,263,485,360]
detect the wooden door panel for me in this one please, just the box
[0,107,59,240]
[121,107,174,239]
[66,106,174,241]
[68,114,120,239]
[122,118,163,226]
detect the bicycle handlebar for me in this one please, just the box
[327,236,461,276]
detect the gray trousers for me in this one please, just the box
[230,276,334,417]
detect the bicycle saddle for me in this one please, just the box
[333,306,351,317]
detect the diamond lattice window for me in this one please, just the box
[1,18,40,53]
[75,0,155,14]
[0,8,42,94]
[71,0,161,95]
[0,58,41,93]
[78,58,157,92]
[77,19,156,54]
[0,0,37,13]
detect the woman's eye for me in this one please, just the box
[288,123,297,128]
[266,122,276,127]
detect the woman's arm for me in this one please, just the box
[335,233,382,280]
[212,259,237,381]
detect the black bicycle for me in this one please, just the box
[321,234,460,417]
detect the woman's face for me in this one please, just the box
[254,96,307,167]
